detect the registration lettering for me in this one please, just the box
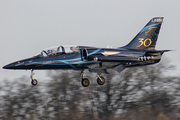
[152,18,163,23]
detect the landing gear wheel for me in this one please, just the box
[81,78,90,87]
[30,69,38,86]
[97,76,105,85]
[31,79,38,86]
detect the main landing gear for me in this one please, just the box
[97,75,105,85]
[80,70,106,87]
[80,70,90,87]
[96,63,105,86]
[30,69,38,86]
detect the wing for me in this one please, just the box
[78,56,139,73]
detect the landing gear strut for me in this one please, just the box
[97,63,105,85]
[30,69,38,86]
[80,70,90,87]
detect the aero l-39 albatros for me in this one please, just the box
[3,17,171,87]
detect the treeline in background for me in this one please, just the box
[0,60,180,120]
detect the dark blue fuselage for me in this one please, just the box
[3,47,161,70]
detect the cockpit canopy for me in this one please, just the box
[36,45,80,57]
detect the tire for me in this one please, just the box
[97,76,105,85]
[81,78,90,87]
[31,79,38,86]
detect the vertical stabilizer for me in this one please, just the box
[122,17,164,50]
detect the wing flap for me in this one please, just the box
[114,64,126,73]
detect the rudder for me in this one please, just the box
[122,17,164,50]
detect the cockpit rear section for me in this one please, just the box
[36,45,80,57]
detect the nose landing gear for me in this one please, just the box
[30,69,38,86]
[31,79,38,85]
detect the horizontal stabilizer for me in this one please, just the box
[145,50,172,56]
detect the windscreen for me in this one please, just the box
[36,45,79,57]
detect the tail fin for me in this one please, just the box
[122,17,164,50]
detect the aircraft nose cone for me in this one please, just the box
[3,61,24,69]
[3,63,15,69]
[3,58,33,69]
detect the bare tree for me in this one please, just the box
[0,59,180,120]
[0,76,43,120]
[43,70,83,120]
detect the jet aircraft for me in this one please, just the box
[3,17,170,87]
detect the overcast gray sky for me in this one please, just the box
[1,0,180,81]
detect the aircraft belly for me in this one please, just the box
[88,62,120,69]
[31,62,85,70]
[19,64,85,70]
[126,59,161,67]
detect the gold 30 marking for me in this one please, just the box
[137,38,152,48]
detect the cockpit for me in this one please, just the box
[36,45,80,57]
